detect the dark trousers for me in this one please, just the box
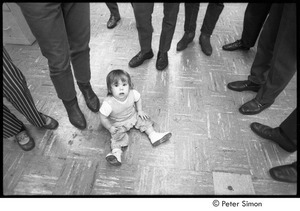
[183,3,224,36]
[106,2,120,18]
[241,3,272,48]
[3,48,45,138]
[248,4,296,104]
[132,3,179,53]
[18,3,91,101]
[280,108,297,147]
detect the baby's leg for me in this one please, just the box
[106,128,129,166]
[135,116,172,147]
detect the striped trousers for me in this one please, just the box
[3,47,45,138]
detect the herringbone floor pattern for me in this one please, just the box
[3,3,297,195]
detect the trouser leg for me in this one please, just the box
[18,3,76,101]
[62,3,91,84]
[255,4,296,104]
[3,48,45,128]
[132,3,154,53]
[280,108,297,147]
[3,105,24,139]
[183,3,200,33]
[158,3,180,53]
[200,3,224,36]
[248,4,284,86]
[105,2,120,18]
[241,3,272,47]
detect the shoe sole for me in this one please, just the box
[222,47,250,51]
[106,154,121,166]
[227,86,260,92]
[152,132,172,147]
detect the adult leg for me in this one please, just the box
[200,3,224,56]
[18,3,86,129]
[255,3,296,104]
[176,3,199,51]
[156,3,179,70]
[241,3,272,48]
[280,108,297,147]
[132,3,154,53]
[183,3,200,33]
[200,3,224,36]
[248,4,284,86]
[159,3,180,53]
[3,48,45,128]
[240,4,296,115]
[128,3,155,68]
[3,105,35,151]
[18,3,75,101]
[63,3,100,112]
[105,2,121,29]
[105,2,120,18]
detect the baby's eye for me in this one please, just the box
[114,84,118,87]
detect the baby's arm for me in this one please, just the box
[135,98,149,120]
[99,113,118,134]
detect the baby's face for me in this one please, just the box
[111,79,130,101]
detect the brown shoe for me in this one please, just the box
[15,130,35,151]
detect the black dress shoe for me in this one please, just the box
[107,15,121,29]
[129,50,154,68]
[269,162,297,183]
[77,82,100,113]
[156,51,168,71]
[239,98,272,115]
[63,97,86,130]
[16,129,35,151]
[227,80,261,92]
[250,122,296,152]
[222,39,250,51]
[199,33,212,56]
[176,32,195,51]
[39,112,59,130]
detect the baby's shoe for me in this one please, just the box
[149,132,172,147]
[106,148,122,166]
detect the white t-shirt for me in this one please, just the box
[100,89,140,123]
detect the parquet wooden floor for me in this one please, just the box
[2,3,297,195]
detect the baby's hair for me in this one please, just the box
[106,69,134,96]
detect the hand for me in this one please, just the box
[138,110,149,120]
[109,126,118,134]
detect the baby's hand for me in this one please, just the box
[138,110,149,120]
[109,126,118,134]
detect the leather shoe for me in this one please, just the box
[129,50,154,68]
[77,82,100,113]
[156,51,168,71]
[16,129,35,151]
[222,39,250,51]
[239,98,272,115]
[176,32,195,51]
[39,112,59,130]
[107,15,120,29]
[269,162,297,183]
[227,80,261,92]
[63,97,86,130]
[250,122,296,152]
[199,33,212,56]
